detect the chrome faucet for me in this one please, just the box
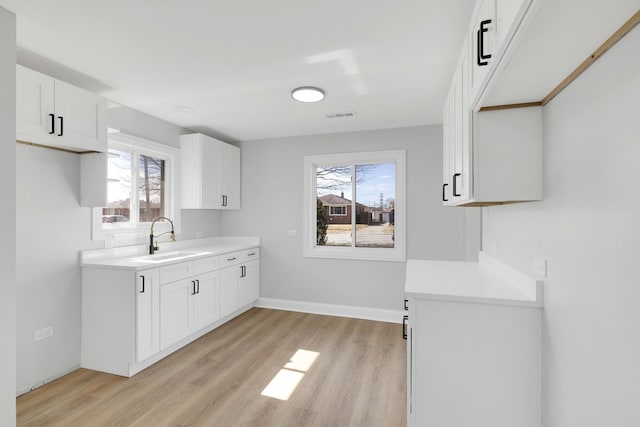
[149,216,176,255]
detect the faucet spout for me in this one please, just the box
[149,216,176,255]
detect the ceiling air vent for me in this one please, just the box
[325,111,356,119]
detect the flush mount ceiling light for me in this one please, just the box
[291,86,325,103]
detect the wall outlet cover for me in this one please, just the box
[34,326,54,342]
[534,259,547,277]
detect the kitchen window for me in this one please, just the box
[92,133,180,243]
[303,150,405,262]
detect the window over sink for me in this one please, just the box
[92,133,180,243]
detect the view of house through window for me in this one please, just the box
[316,163,396,249]
[102,149,165,226]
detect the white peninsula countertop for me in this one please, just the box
[405,252,544,308]
[81,236,260,271]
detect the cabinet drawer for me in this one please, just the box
[243,248,260,262]
[193,256,220,276]
[159,261,194,285]
[220,251,242,268]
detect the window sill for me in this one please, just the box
[303,247,406,263]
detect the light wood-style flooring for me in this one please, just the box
[17,308,406,426]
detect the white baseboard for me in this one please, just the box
[256,297,403,324]
[16,365,80,396]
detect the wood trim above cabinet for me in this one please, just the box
[16,139,98,154]
[479,102,542,112]
[540,9,640,106]
[480,9,640,111]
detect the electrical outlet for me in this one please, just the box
[534,259,547,277]
[34,326,54,342]
[288,230,297,237]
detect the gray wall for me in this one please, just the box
[15,105,221,393]
[482,26,640,426]
[0,7,16,426]
[222,125,468,311]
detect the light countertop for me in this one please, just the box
[81,236,260,271]
[405,252,543,308]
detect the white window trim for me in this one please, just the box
[92,133,181,245]
[303,150,406,262]
[329,206,347,216]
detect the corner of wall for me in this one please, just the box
[0,6,17,426]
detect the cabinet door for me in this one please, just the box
[220,142,241,209]
[16,65,55,144]
[453,53,472,202]
[180,134,204,209]
[406,298,415,427]
[470,0,496,103]
[54,79,107,152]
[201,136,223,208]
[160,279,194,349]
[442,90,451,205]
[136,269,160,362]
[193,271,219,331]
[239,260,259,307]
[219,265,240,318]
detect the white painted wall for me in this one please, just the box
[222,125,468,312]
[14,104,221,394]
[0,7,16,426]
[482,25,640,426]
[108,104,184,148]
[16,145,98,393]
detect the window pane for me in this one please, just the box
[316,165,352,247]
[355,163,395,248]
[102,149,132,224]
[139,154,165,223]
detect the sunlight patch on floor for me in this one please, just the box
[261,349,320,401]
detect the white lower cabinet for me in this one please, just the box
[406,298,541,427]
[239,260,260,308]
[219,249,260,318]
[82,247,259,377]
[160,278,195,349]
[160,271,220,350]
[193,271,220,330]
[136,269,160,362]
[82,267,162,377]
[219,265,240,319]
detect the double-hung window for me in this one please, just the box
[92,133,179,242]
[303,150,405,262]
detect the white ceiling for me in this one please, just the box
[1,0,476,141]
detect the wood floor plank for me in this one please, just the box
[17,308,406,426]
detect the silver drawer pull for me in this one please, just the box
[227,257,237,261]
[247,252,256,256]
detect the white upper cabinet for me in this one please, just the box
[180,133,241,210]
[16,65,107,152]
[467,0,533,107]
[469,0,497,103]
[443,0,542,207]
